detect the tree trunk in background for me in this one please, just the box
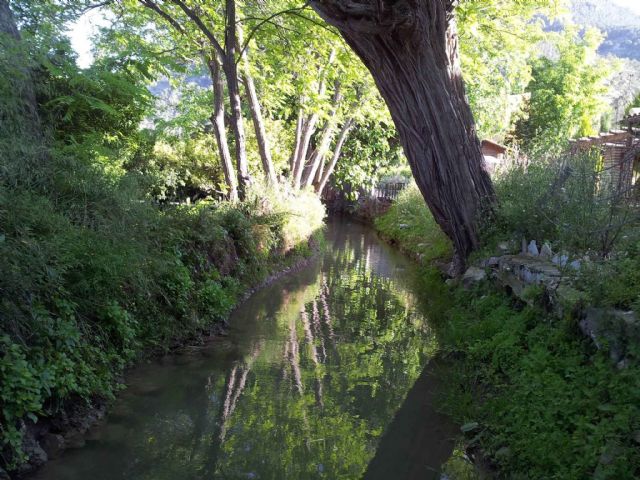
[302,82,342,188]
[290,108,304,177]
[237,26,276,184]
[0,0,45,151]
[292,112,319,189]
[207,54,238,202]
[291,50,336,190]
[315,118,354,195]
[223,0,250,198]
[310,0,495,273]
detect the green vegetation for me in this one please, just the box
[514,27,612,155]
[374,184,451,263]
[0,1,324,469]
[374,156,640,479]
[1,0,639,476]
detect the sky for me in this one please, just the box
[612,0,640,15]
[67,8,111,69]
[68,0,640,69]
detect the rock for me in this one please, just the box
[570,260,581,270]
[579,308,640,363]
[554,285,588,317]
[462,267,487,288]
[527,240,539,256]
[40,433,65,460]
[19,432,48,472]
[495,255,561,302]
[540,243,553,258]
[552,254,569,267]
[398,223,409,229]
[479,256,501,268]
[497,240,516,255]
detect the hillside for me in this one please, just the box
[571,0,640,60]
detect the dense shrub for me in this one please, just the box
[373,189,640,478]
[0,160,324,468]
[433,280,640,479]
[486,152,638,258]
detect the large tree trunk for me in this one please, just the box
[310,0,495,273]
[206,53,238,202]
[223,0,250,198]
[315,118,354,195]
[237,26,276,184]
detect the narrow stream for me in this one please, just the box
[33,220,456,480]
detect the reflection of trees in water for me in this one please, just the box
[219,340,263,441]
[320,275,335,342]
[286,317,304,395]
[117,229,437,480]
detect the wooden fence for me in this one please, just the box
[371,182,408,200]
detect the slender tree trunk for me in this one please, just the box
[302,82,342,188]
[310,0,495,273]
[316,118,354,194]
[206,53,238,202]
[314,152,326,184]
[292,113,319,189]
[237,26,276,184]
[223,0,250,198]
[290,107,304,177]
[291,49,336,190]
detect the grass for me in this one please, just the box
[374,183,452,263]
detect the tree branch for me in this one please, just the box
[138,0,186,35]
[169,0,225,57]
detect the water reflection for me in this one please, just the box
[34,220,446,480]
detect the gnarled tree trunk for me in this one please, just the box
[310,0,495,273]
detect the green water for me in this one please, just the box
[33,220,455,480]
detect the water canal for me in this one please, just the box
[33,220,456,480]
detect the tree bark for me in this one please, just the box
[237,26,276,184]
[310,0,495,272]
[223,0,250,198]
[206,53,238,202]
[302,81,342,188]
[291,49,336,190]
[292,111,319,189]
[315,118,354,195]
[0,0,45,150]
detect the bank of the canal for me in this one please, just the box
[372,185,640,479]
[29,219,459,480]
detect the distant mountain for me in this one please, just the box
[570,0,640,60]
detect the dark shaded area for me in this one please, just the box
[364,361,457,480]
